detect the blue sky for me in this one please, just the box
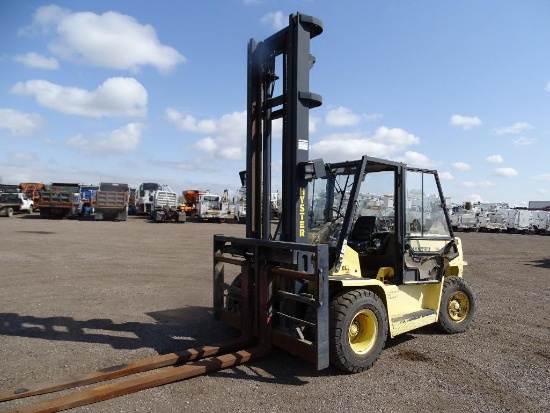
[1,0,549,206]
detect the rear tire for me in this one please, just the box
[437,276,477,334]
[6,207,14,217]
[329,289,388,373]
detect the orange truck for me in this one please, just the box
[18,182,45,207]
[180,189,207,217]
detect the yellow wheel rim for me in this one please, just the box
[447,291,470,322]
[349,309,378,354]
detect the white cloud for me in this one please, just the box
[452,162,471,171]
[494,167,518,178]
[439,172,454,180]
[325,106,360,127]
[397,151,437,168]
[310,126,420,162]
[485,154,503,163]
[7,151,38,163]
[0,108,44,136]
[261,11,286,31]
[512,136,535,146]
[11,77,147,118]
[450,114,482,130]
[166,108,246,160]
[533,173,550,181]
[461,181,496,188]
[165,108,217,134]
[494,122,532,135]
[21,5,185,73]
[13,52,59,69]
[371,126,420,147]
[66,122,143,154]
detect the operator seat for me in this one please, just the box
[348,215,377,251]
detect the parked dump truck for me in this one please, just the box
[18,182,45,208]
[94,182,129,221]
[37,183,82,219]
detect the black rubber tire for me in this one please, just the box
[329,289,388,373]
[27,206,33,214]
[437,276,477,334]
[6,207,14,218]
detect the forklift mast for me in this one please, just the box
[246,12,323,242]
[214,13,330,371]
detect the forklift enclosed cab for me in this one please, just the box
[306,156,460,285]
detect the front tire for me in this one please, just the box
[437,276,477,334]
[6,207,14,217]
[27,206,33,214]
[329,289,388,373]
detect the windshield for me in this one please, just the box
[142,183,161,191]
[306,159,400,249]
[307,162,361,247]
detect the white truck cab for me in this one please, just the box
[0,192,34,214]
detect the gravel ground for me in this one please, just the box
[0,215,549,413]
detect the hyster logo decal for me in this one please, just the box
[299,187,306,237]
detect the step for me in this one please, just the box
[391,309,437,336]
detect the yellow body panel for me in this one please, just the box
[330,243,362,277]
[328,238,467,337]
[330,277,444,338]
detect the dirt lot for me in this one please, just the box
[1,214,549,413]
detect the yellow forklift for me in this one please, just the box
[213,12,476,373]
